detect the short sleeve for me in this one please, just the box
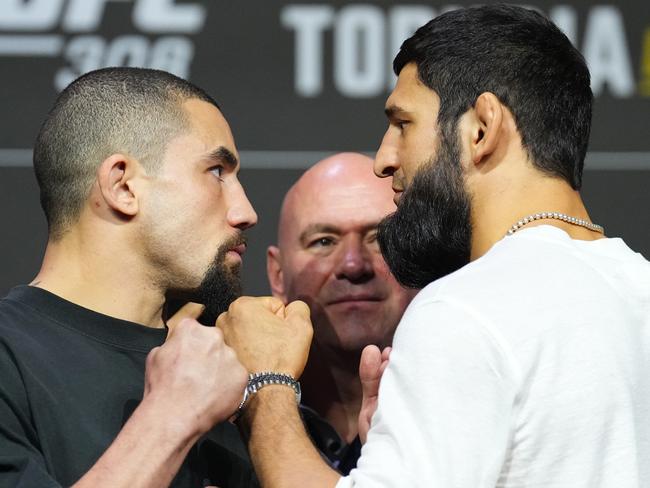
[337,297,520,488]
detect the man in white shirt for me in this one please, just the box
[217,5,650,487]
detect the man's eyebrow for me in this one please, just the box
[384,105,411,119]
[206,147,238,170]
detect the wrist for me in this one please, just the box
[237,385,301,432]
[137,393,204,445]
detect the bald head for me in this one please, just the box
[267,152,413,353]
[278,153,394,248]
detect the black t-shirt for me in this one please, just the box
[0,286,258,487]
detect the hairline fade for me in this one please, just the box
[33,67,221,240]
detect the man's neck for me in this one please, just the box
[470,174,602,260]
[32,231,166,328]
[300,343,362,444]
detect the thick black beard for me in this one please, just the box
[193,234,245,325]
[163,235,244,326]
[195,258,241,326]
[377,129,472,289]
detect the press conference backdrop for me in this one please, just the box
[1,0,649,297]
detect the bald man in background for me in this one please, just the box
[266,153,417,473]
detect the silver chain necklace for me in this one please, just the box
[506,212,605,236]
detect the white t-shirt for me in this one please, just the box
[337,225,650,488]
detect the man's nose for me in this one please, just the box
[375,128,400,178]
[335,237,374,283]
[227,183,258,230]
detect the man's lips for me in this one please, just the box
[228,243,247,256]
[227,243,246,260]
[327,294,383,305]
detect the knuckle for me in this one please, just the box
[223,344,238,361]
[212,327,224,342]
[237,366,248,385]
[215,310,228,325]
[232,296,254,310]
[145,347,159,368]
[176,317,199,336]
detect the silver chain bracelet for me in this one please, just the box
[233,371,301,420]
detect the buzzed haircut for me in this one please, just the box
[394,4,593,190]
[33,67,220,240]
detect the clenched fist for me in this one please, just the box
[216,296,313,378]
[144,318,248,436]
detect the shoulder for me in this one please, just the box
[0,287,66,366]
[413,225,649,306]
[0,290,42,342]
[392,225,650,376]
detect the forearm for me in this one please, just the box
[72,397,199,488]
[240,386,341,488]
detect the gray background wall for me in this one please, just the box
[1,1,649,297]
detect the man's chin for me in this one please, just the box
[320,313,393,350]
[192,260,242,324]
[324,301,391,330]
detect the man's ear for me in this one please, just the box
[96,154,140,218]
[469,92,504,166]
[266,245,287,303]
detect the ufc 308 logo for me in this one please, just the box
[0,0,206,90]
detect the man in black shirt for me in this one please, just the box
[0,68,259,487]
[266,153,416,474]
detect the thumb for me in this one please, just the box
[165,317,201,341]
[166,302,205,330]
[359,345,382,399]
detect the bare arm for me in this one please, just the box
[72,397,199,487]
[236,346,390,487]
[73,318,247,488]
[218,297,340,488]
[239,387,340,488]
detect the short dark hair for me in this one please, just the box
[33,67,220,240]
[394,4,592,189]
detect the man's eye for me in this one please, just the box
[310,237,334,248]
[210,166,224,179]
[397,120,409,130]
